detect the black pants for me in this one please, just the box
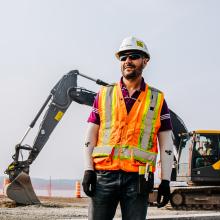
[88,170,150,220]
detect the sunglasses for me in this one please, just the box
[119,53,142,61]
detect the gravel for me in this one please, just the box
[0,196,219,220]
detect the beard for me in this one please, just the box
[121,63,144,80]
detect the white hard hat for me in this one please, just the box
[115,36,150,60]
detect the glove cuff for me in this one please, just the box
[84,170,96,175]
[161,179,170,186]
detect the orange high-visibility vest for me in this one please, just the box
[92,82,164,172]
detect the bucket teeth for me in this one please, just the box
[6,172,40,205]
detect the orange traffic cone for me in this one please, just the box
[3,177,10,196]
[75,181,81,198]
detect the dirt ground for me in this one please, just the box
[0,195,219,220]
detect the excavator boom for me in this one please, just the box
[5,70,105,204]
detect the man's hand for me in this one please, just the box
[157,180,170,208]
[82,170,97,197]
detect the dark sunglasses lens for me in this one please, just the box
[130,54,142,60]
[119,54,142,61]
[119,55,127,61]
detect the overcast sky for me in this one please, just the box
[1,0,220,180]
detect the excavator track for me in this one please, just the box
[170,186,220,210]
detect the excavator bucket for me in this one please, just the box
[6,172,40,205]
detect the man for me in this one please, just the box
[82,36,174,220]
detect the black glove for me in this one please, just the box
[82,170,97,197]
[157,180,170,208]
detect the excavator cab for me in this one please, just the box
[191,131,220,183]
[176,130,220,184]
[170,131,220,208]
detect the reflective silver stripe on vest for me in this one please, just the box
[141,88,159,150]
[92,146,114,157]
[132,148,157,164]
[102,86,115,145]
[92,145,157,165]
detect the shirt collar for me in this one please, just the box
[120,77,146,92]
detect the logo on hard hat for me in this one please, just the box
[136,41,144,48]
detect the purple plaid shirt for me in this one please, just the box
[88,78,172,132]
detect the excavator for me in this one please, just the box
[170,130,220,209]
[4,70,220,209]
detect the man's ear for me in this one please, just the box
[143,58,148,68]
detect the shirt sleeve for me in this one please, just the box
[87,92,100,125]
[158,130,174,181]
[158,99,172,132]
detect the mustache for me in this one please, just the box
[123,64,136,69]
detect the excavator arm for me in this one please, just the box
[4,70,108,204]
